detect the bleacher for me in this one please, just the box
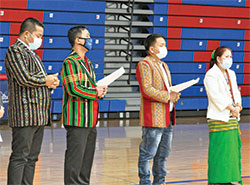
[0,0,249,120]
[150,0,250,112]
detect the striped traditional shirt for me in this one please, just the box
[4,39,51,127]
[61,50,98,128]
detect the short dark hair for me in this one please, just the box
[144,33,165,51]
[68,26,88,47]
[19,17,44,35]
[209,46,232,69]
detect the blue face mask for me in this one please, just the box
[79,37,92,50]
[221,58,233,69]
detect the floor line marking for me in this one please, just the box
[135,176,250,185]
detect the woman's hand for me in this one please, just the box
[236,104,242,112]
[227,104,240,118]
[231,107,240,117]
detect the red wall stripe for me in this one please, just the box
[245,30,250,41]
[246,0,250,7]
[244,74,250,84]
[206,40,221,51]
[244,41,250,52]
[196,52,250,63]
[244,52,250,63]
[167,28,182,39]
[244,63,250,73]
[167,16,250,29]
[35,50,43,60]
[9,23,21,35]
[168,4,250,18]
[168,0,182,4]
[0,0,28,9]
[10,36,18,46]
[0,9,43,23]
[167,40,181,50]
[239,85,250,96]
[193,51,211,62]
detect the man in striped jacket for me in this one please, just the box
[5,17,60,185]
[61,26,107,185]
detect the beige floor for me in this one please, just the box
[0,121,249,185]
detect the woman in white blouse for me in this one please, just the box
[204,46,243,185]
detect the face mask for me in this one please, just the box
[79,38,92,50]
[221,58,233,69]
[29,33,42,50]
[156,46,168,59]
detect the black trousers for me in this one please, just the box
[64,126,97,185]
[7,126,45,185]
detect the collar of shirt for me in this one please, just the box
[82,57,90,72]
[158,61,174,111]
[18,38,31,50]
[158,62,170,88]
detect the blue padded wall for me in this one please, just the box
[147,1,250,110]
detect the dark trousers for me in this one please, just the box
[64,126,97,185]
[7,126,44,185]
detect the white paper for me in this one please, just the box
[97,67,125,86]
[170,78,200,92]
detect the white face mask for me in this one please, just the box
[29,33,42,50]
[221,58,233,69]
[156,46,168,59]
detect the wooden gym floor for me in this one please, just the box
[0,117,249,185]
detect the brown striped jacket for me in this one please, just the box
[4,39,51,127]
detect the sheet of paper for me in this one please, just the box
[97,67,125,86]
[170,78,200,92]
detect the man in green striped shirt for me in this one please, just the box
[61,26,107,185]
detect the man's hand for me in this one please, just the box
[46,73,60,89]
[0,106,5,119]
[96,85,108,98]
[170,91,181,103]
[49,78,60,89]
